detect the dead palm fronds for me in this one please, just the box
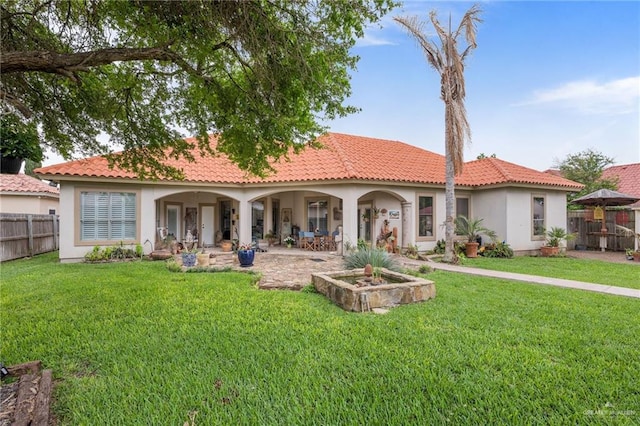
[395,5,482,263]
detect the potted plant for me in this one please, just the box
[283,236,295,248]
[541,227,575,257]
[0,114,43,174]
[237,242,255,267]
[265,230,277,246]
[626,248,635,261]
[454,216,497,258]
[181,247,199,267]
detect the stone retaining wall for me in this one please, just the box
[312,268,436,312]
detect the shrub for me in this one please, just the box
[404,243,418,258]
[433,239,446,254]
[343,247,401,272]
[418,264,432,274]
[301,284,318,293]
[166,259,182,272]
[483,242,514,258]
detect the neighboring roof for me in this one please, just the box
[0,173,59,197]
[602,163,640,208]
[35,132,582,190]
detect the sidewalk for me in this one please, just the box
[424,260,640,299]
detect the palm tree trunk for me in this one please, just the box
[443,109,456,263]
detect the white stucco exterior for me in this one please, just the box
[55,177,574,261]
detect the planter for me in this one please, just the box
[540,246,559,257]
[196,253,210,266]
[634,252,640,262]
[0,155,23,174]
[465,242,479,258]
[237,249,255,267]
[221,241,232,252]
[181,252,197,267]
[287,244,292,249]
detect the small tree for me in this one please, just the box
[554,149,618,206]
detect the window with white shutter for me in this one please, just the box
[80,191,137,241]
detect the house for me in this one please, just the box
[602,163,640,209]
[35,133,582,261]
[0,173,59,215]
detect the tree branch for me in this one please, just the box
[0,90,33,118]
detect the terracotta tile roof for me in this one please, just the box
[459,157,583,189]
[35,132,581,190]
[0,173,59,196]
[602,163,640,208]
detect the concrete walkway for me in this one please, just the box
[423,259,640,299]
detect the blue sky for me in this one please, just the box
[327,0,640,171]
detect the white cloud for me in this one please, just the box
[518,76,640,115]
[355,32,396,47]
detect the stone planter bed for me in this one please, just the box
[312,268,435,312]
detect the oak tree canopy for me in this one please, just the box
[1,0,394,178]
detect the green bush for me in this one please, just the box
[433,239,446,254]
[343,247,401,271]
[165,259,182,272]
[84,242,139,262]
[418,264,432,274]
[482,242,514,258]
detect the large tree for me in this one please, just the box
[554,149,618,205]
[1,0,394,178]
[395,5,481,263]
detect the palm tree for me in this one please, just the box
[395,6,481,263]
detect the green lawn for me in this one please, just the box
[463,256,640,290]
[1,252,639,425]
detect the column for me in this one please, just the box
[401,201,412,249]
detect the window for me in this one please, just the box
[532,196,545,237]
[456,197,469,219]
[418,195,434,237]
[455,197,469,236]
[80,191,136,241]
[252,200,264,239]
[48,209,56,215]
[307,199,328,232]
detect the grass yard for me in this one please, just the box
[1,252,639,425]
[463,256,640,290]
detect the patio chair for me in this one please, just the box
[301,231,316,251]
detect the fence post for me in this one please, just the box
[27,214,34,256]
[53,215,59,250]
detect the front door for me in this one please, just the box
[201,205,215,247]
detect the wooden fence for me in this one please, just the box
[0,213,59,262]
[567,209,636,251]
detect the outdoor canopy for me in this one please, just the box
[571,189,640,207]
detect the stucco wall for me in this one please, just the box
[473,187,569,252]
[0,194,59,215]
[56,179,572,260]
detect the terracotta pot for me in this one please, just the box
[540,246,559,257]
[633,252,640,262]
[465,242,479,258]
[221,241,232,252]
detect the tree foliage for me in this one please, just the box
[395,5,482,263]
[554,149,618,204]
[1,0,395,178]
